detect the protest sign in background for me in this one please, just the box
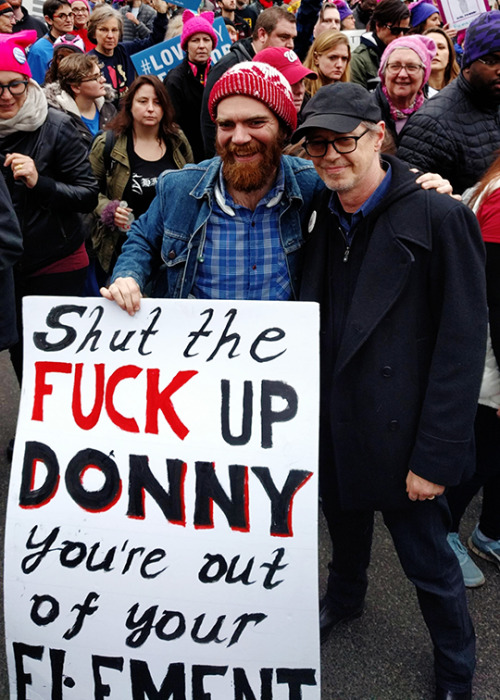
[437,0,489,30]
[132,17,232,81]
[4,297,320,699]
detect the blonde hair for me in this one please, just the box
[304,30,351,96]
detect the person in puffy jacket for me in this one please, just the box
[0,30,98,382]
[398,11,500,194]
[44,52,116,145]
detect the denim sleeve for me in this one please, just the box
[110,177,166,290]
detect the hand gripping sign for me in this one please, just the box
[5,297,321,699]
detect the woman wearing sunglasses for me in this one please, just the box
[350,0,410,91]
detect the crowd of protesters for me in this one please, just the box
[1,1,500,698]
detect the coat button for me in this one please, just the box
[168,250,175,259]
[382,366,393,377]
[388,420,399,431]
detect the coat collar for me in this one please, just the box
[333,156,431,375]
[188,154,311,206]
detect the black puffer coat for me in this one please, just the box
[0,108,99,275]
[398,74,500,194]
[0,172,23,351]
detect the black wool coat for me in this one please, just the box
[300,155,488,510]
[164,56,208,163]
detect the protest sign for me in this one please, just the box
[4,297,321,699]
[131,17,232,81]
[437,0,489,30]
[163,0,200,11]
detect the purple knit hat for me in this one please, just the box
[409,0,439,27]
[332,0,353,22]
[180,10,218,52]
[379,34,437,85]
[462,10,500,67]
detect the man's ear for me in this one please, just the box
[255,26,269,46]
[374,121,385,152]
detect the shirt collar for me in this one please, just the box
[214,160,285,215]
[328,160,392,233]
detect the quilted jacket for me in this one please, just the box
[397,74,500,194]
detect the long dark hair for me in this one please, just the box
[106,75,179,141]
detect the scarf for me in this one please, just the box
[0,80,48,137]
[382,84,425,123]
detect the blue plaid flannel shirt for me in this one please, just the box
[191,163,292,301]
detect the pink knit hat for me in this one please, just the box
[0,30,37,79]
[379,34,437,85]
[208,61,297,134]
[181,10,218,52]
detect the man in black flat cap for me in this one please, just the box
[295,82,487,700]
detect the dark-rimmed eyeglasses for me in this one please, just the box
[53,11,74,19]
[0,80,29,97]
[80,71,105,83]
[477,55,500,68]
[304,129,370,157]
[384,24,410,35]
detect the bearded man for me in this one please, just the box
[102,61,323,312]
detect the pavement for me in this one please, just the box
[0,349,498,700]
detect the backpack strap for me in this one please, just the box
[102,129,116,173]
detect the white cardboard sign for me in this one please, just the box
[4,297,320,699]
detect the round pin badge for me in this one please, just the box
[13,47,27,65]
[308,210,317,233]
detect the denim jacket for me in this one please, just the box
[111,155,323,299]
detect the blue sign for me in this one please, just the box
[164,0,200,10]
[131,17,232,81]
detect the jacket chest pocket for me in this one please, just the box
[161,237,189,268]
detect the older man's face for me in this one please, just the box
[463,52,500,103]
[0,10,15,33]
[306,123,384,197]
[215,95,284,192]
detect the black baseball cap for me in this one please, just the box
[292,83,382,142]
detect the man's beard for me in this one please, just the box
[217,136,284,193]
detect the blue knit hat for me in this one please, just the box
[462,10,500,67]
[409,1,439,27]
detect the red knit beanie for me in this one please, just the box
[208,61,298,134]
[181,10,218,52]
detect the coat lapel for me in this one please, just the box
[334,220,414,376]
